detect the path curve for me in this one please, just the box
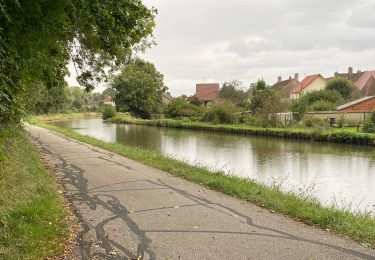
[28,125,375,260]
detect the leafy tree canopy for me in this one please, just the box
[112,58,166,118]
[0,0,156,125]
[249,79,273,113]
[219,80,249,107]
[326,77,354,100]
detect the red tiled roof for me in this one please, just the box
[336,96,375,111]
[354,70,375,90]
[195,83,219,101]
[291,74,322,94]
[103,96,113,102]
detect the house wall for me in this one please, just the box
[300,77,326,96]
[363,77,375,96]
[338,97,375,112]
[306,111,371,124]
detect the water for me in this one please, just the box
[51,119,375,213]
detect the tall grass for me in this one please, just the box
[0,126,69,259]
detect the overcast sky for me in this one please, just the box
[67,0,375,96]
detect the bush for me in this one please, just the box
[363,111,375,133]
[102,105,116,120]
[302,117,327,128]
[203,101,237,124]
[238,114,264,127]
[164,98,203,118]
[308,100,336,111]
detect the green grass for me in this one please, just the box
[0,126,69,259]
[33,112,100,122]
[33,119,375,248]
[107,115,375,146]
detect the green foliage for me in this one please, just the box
[102,105,116,120]
[303,89,343,106]
[0,127,69,258]
[363,111,375,133]
[249,79,273,114]
[203,101,237,124]
[0,0,156,125]
[302,117,327,128]
[164,98,202,118]
[326,77,354,100]
[219,80,249,107]
[291,100,307,122]
[112,59,166,119]
[308,100,337,111]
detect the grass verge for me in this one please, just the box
[108,115,375,146]
[32,119,375,247]
[33,112,100,122]
[0,126,70,259]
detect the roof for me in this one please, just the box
[354,70,375,90]
[162,92,173,102]
[336,96,375,111]
[291,74,323,94]
[195,83,219,101]
[103,96,113,103]
[272,78,298,89]
[332,71,365,83]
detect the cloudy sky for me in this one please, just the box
[67,0,375,96]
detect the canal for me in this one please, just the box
[51,119,375,213]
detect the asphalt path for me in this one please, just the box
[28,125,375,260]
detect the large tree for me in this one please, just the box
[0,0,156,125]
[326,77,354,100]
[219,80,249,107]
[112,59,166,118]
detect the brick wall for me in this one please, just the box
[339,97,375,112]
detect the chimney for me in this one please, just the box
[278,76,282,82]
[289,76,292,80]
[357,70,361,74]
[334,72,339,77]
[294,73,299,80]
[348,67,353,78]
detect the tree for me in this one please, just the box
[101,88,116,99]
[0,0,156,125]
[326,77,354,100]
[112,59,166,118]
[32,82,68,114]
[219,80,249,107]
[164,98,202,118]
[249,79,273,113]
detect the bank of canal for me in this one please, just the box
[50,118,375,214]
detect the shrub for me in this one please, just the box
[238,114,264,127]
[203,101,237,124]
[102,105,116,120]
[363,111,375,133]
[302,117,327,128]
[308,100,336,111]
[337,114,345,128]
[164,98,203,118]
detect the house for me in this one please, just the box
[162,91,173,105]
[290,74,326,99]
[272,73,300,98]
[195,83,220,105]
[353,70,375,96]
[331,67,365,83]
[103,96,115,106]
[336,96,375,112]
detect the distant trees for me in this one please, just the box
[219,80,250,107]
[164,98,203,118]
[112,59,167,118]
[249,79,273,114]
[326,77,353,100]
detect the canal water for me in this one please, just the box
[51,119,375,213]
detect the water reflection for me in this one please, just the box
[52,119,375,213]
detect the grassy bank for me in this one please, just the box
[0,126,70,259]
[107,115,375,146]
[34,112,100,122]
[33,120,375,247]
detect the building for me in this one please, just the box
[331,67,365,83]
[290,74,326,99]
[354,71,375,96]
[336,96,375,112]
[272,73,300,98]
[162,92,173,105]
[103,96,115,106]
[195,83,220,105]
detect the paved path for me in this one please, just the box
[28,125,375,260]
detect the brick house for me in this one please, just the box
[272,73,300,98]
[290,74,326,99]
[336,96,375,112]
[103,96,115,106]
[195,83,220,105]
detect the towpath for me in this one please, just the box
[28,125,375,260]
